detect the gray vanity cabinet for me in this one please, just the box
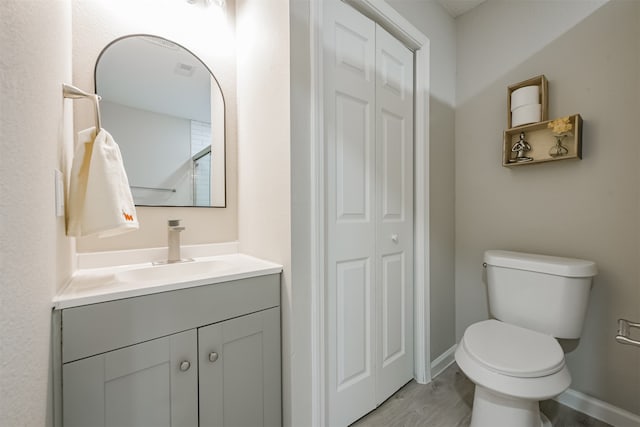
[57,274,281,427]
[63,330,199,427]
[198,307,281,427]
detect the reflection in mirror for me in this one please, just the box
[95,35,226,207]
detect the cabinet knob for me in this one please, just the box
[208,352,219,363]
[391,234,399,243]
[179,360,191,372]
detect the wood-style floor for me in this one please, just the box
[352,363,612,427]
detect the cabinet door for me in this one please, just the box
[63,329,198,427]
[199,307,281,427]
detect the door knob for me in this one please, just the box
[391,234,398,243]
[208,352,219,363]
[179,360,191,371]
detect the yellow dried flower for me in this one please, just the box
[547,117,573,134]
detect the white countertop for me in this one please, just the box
[53,253,282,310]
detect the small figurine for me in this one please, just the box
[511,132,533,162]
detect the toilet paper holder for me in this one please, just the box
[616,318,640,348]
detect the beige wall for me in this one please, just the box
[235,0,294,424]
[456,0,639,414]
[71,0,239,252]
[386,0,457,363]
[0,1,71,425]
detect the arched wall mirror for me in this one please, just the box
[95,34,226,207]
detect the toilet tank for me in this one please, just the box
[484,250,597,339]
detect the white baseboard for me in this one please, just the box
[430,344,457,379]
[555,388,640,427]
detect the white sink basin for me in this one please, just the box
[54,253,284,309]
[115,260,231,284]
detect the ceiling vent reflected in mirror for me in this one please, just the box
[175,62,196,77]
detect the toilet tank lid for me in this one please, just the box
[484,250,597,277]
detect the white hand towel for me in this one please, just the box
[67,127,95,237]
[67,127,139,237]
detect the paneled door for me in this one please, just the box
[325,0,414,425]
[374,19,414,406]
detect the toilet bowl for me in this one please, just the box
[456,250,597,427]
[456,320,571,427]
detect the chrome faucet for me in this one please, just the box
[165,219,193,264]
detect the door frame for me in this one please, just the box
[308,0,431,425]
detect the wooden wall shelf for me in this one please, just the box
[502,114,583,167]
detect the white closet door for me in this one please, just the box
[325,0,377,425]
[374,24,414,404]
[325,1,415,426]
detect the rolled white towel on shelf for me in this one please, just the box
[511,103,541,127]
[511,85,540,110]
[67,127,139,238]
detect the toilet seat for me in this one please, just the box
[455,319,571,401]
[462,319,565,378]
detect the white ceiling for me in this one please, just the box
[436,0,487,18]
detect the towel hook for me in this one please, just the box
[62,83,102,130]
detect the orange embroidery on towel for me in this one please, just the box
[122,211,135,222]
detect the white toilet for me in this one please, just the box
[455,250,597,427]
